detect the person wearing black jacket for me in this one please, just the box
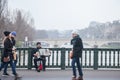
[32,42,42,71]
[71,30,83,80]
[3,31,18,76]
[0,31,18,76]
[0,31,11,75]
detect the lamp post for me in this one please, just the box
[25,36,28,47]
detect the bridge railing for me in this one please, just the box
[0,48,120,70]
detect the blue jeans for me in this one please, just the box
[0,62,8,73]
[0,62,5,71]
[4,60,17,75]
[14,60,17,68]
[72,57,83,77]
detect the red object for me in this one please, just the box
[39,64,43,70]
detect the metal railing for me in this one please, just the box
[0,48,120,70]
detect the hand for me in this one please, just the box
[34,53,38,56]
[12,48,15,51]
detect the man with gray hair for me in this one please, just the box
[71,30,83,80]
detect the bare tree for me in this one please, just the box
[0,0,7,18]
[0,0,8,38]
[13,10,35,41]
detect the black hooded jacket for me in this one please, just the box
[71,35,83,58]
[3,37,13,58]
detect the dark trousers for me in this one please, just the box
[14,60,17,68]
[72,57,83,77]
[34,56,46,71]
[42,58,46,71]
[41,56,46,71]
[34,58,42,70]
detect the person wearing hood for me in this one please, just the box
[70,30,83,80]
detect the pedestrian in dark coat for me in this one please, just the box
[71,34,83,58]
[0,31,18,76]
[71,30,83,80]
[0,31,11,75]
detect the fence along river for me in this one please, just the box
[0,48,120,70]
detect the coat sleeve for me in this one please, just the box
[31,48,37,57]
[4,39,12,52]
[80,38,83,49]
[71,39,73,45]
[4,39,12,57]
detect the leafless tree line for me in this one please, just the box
[0,0,35,42]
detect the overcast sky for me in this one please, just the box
[9,0,120,30]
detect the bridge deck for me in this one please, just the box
[0,69,120,80]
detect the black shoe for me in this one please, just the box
[2,73,10,76]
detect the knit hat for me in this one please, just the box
[71,30,79,35]
[3,31,11,36]
[11,31,17,36]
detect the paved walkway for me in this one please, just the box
[0,69,120,80]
